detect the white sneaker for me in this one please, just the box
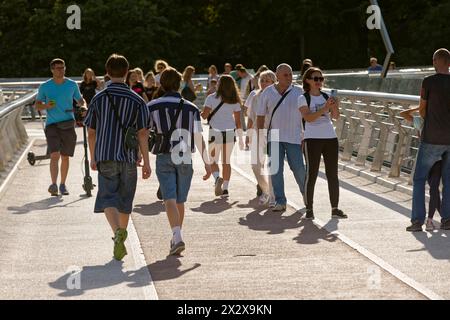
[272,204,286,212]
[258,193,270,206]
[425,218,436,231]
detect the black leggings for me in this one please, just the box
[304,138,339,210]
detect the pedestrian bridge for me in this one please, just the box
[0,80,448,300]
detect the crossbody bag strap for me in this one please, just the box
[207,101,225,124]
[105,90,125,131]
[168,98,184,135]
[267,89,292,132]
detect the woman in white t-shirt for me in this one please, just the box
[299,67,347,220]
[245,70,276,205]
[201,75,244,197]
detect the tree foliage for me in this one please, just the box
[0,0,448,77]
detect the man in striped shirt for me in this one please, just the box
[148,67,211,256]
[84,54,151,261]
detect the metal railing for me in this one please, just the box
[0,91,36,171]
[323,89,420,184]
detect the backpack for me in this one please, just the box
[302,91,329,130]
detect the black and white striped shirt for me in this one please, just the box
[147,92,202,153]
[84,82,149,163]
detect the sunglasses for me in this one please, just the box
[308,76,324,82]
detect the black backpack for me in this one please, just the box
[302,91,329,130]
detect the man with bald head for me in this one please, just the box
[407,48,450,232]
[256,63,305,212]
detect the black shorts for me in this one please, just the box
[45,123,77,156]
[208,128,236,145]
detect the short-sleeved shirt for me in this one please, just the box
[421,74,450,145]
[204,93,241,131]
[298,94,337,140]
[256,84,304,144]
[147,92,202,153]
[83,82,149,163]
[36,78,82,126]
[244,90,258,123]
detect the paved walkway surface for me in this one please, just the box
[0,122,448,299]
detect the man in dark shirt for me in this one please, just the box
[84,54,151,260]
[408,48,450,232]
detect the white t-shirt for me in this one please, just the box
[204,93,241,131]
[155,73,162,86]
[244,90,258,123]
[240,74,253,101]
[298,94,337,139]
[256,84,304,144]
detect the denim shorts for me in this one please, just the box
[94,161,137,214]
[156,154,193,203]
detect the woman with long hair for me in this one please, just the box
[201,75,244,197]
[299,67,347,220]
[80,68,101,105]
[181,66,201,102]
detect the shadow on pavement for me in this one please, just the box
[134,201,166,216]
[49,260,151,297]
[7,196,88,214]
[191,198,239,215]
[147,256,201,282]
[239,209,304,235]
[294,219,339,245]
[409,230,450,260]
[320,171,412,218]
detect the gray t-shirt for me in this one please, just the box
[421,74,450,145]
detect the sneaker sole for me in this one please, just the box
[170,244,185,256]
[332,215,348,219]
[215,178,224,196]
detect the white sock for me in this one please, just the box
[213,171,220,180]
[223,181,229,190]
[172,226,183,244]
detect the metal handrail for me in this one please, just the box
[0,91,37,119]
[322,89,420,105]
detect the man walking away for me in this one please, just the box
[84,54,151,260]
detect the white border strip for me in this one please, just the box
[127,219,159,300]
[0,139,35,199]
[231,162,444,300]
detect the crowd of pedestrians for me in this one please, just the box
[34,48,450,260]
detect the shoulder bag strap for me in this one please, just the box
[105,90,125,131]
[168,98,184,135]
[267,89,292,132]
[207,101,225,124]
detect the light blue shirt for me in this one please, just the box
[36,78,82,126]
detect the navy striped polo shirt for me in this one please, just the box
[147,92,202,153]
[84,82,149,163]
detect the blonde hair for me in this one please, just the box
[258,70,276,91]
[82,68,96,83]
[182,66,195,82]
[154,59,169,72]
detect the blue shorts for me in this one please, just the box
[156,154,193,203]
[94,161,137,214]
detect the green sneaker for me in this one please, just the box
[113,228,128,261]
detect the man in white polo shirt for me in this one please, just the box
[256,63,305,212]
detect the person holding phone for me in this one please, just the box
[299,67,347,220]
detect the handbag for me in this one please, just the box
[181,84,196,102]
[148,98,184,155]
[105,90,139,150]
[56,120,75,130]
